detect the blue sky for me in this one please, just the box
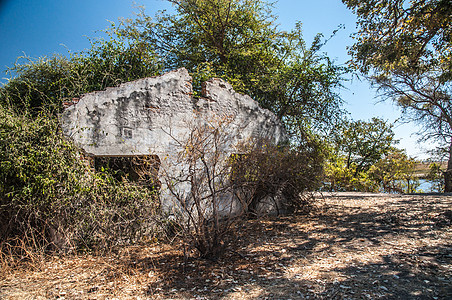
[0,0,434,158]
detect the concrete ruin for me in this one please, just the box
[62,68,287,212]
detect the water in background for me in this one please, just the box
[417,179,434,193]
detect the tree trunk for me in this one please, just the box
[444,143,452,193]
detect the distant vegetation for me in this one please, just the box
[414,161,447,178]
[324,117,422,193]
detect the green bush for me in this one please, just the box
[0,33,160,114]
[325,147,419,193]
[0,106,159,258]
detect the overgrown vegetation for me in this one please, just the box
[232,138,324,215]
[161,118,242,259]
[114,0,346,136]
[426,162,445,193]
[0,32,160,113]
[159,117,324,259]
[0,106,160,266]
[0,0,335,262]
[0,25,164,266]
[3,0,442,264]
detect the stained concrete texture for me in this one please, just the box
[62,68,287,211]
[62,68,285,157]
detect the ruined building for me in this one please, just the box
[62,68,286,211]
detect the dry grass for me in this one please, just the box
[1,193,451,299]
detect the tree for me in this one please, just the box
[119,0,345,137]
[0,31,160,113]
[326,117,410,192]
[343,0,452,191]
[426,162,445,192]
[333,118,396,175]
[368,148,419,193]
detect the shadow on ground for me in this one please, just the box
[116,194,451,299]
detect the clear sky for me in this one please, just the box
[0,0,434,159]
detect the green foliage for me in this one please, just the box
[0,26,163,258]
[118,0,345,135]
[343,0,452,191]
[1,0,345,138]
[325,155,378,192]
[368,148,419,193]
[0,55,72,113]
[343,0,451,76]
[0,106,159,256]
[69,30,161,95]
[427,162,445,192]
[325,117,418,193]
[332,117,396,176]
[0,29,160,113]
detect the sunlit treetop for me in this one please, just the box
[344,0,451,80]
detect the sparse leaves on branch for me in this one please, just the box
[343,0,452,191]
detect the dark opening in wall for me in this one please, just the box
[94,155,161,190]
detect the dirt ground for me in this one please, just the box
[1,192,451,299]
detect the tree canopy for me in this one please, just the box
[333,117,396,176]
[0,31,160,112]
[326,117,418,193]
[343,0,452,191]
[344,0,451,77]
[1,0,346,141]
[118,0,346,137]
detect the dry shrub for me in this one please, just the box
[231,138,325,216]
[161,118,239,259]
[160,118,325,259]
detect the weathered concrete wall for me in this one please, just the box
[62,68,286,157]
[62,68,287,213]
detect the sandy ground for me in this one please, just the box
[1,192,451,299]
